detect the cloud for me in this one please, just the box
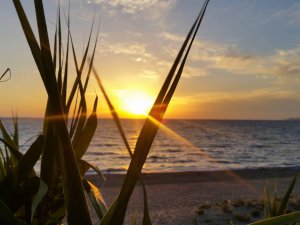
[159,31,300,80]
[87,0,175,16]
[159,32,184,43]
[99,40,154,62]
[183,66,207,78]
[159,32,263,75]
[267,3,300,26]
[139,69,160,80]
[184,89,300,104]
[271,47,300,79]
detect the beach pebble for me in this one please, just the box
[251,209,260,218]
[198,204,211,210]
[233,200,245,207]
[222,205,232,214]
[233,213,250,222]
[196,209,205,215]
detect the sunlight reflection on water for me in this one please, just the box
[1,118,300,173]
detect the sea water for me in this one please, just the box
[1,118,300,173]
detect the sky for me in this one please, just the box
[1,0,300,119]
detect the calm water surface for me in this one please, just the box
[1,118,300,173]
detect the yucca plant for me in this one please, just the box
[0,117,45,225]
[1,1,103,224]
[97,0,210,224]
[250,173,300,225]
[264,175,298,219]
[0,0,210,224]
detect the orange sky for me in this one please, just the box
[1,0,300,120]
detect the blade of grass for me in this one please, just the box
[40,102,58,186]
[0,151,7,180]
[66,12,95,111]
[277,172,299,215]
[0,68,11,82]
[91,68,152,224]
[91,68,131,153]
[141,180,152,225]
[57,2,63,93]
[33,4,91,223]
[100,1,210,223]
[153,0,209,107]
[53,17,57,74]
[0,137,22,163]
[250,211,300,225]
[31,178,48,221]
[12,115,19,148]
[62,1,71,111]
[0,136,44,194]
[21,176,45,223]
[0,120,18,149]
[84,23,100,93]
[67,27,87,134]
[14,1,93,223]
[0,119,20,168]
[68,33,88,146]
[69,89,80,138]
[74,96,98,159]
[0,136,43,214]
[271,180,278,217]
[12,0,45,83]
[83,179,107,220]
[264,183,271,218]
[78,159,106,185]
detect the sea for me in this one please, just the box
[1,118,300,173]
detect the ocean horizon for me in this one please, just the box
[1,118,300,174]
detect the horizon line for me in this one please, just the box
[0,116,299,121]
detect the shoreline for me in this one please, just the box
[86,167,300,225]
[86,167,300,187]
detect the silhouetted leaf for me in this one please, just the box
[250,211,300,225]
[83,179,107,220]
[277,173,299,215]
[0,68,11,82]
[0,199,24,225]
[99,1,210,223]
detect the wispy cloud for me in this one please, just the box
[159,31,300,80]
[183,89,300,105]
[139,69,160,80]
[99,39,155,62]
[98,30,300,81]
[271,47,300,78]
[87,0,175,16]
[266,3,300,26]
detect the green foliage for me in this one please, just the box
[99,1,210,224]
[83,179,107,220]
[250,211,300,225]
[1,0,210,224]
[0,118,45,224]
[249,173,300,225]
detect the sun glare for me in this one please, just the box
[117,90,154,116]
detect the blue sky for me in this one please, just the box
[1,0,300,119]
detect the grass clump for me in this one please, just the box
[0,0,210,224]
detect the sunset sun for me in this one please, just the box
[117,90,154,116]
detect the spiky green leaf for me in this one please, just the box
[250,211,300,225]
[83,179,107,220]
